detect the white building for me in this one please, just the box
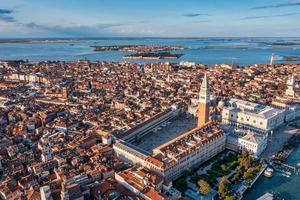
[226,130,267,158]
[40,185,53,200]
[285,104,300,122]
[222,98,285,133]
[179,61,195,67]
[238,132,267,158]
[286,74,296,97]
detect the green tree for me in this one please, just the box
[173,178,187,192]
[198,179,211,195]
[182,170,191,177]
[221,164,228,172]
[238,151,251,170]
[231,172,241,183]
[225,195,235,200]
[218,176,230,198]
[243,167,256,181]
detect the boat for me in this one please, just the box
[263,167,274,177]
[256,192,274,200]
[282,171,292,178]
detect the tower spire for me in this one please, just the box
[199,73,210,103]
[197,74,210,127]
[270,53,275,65]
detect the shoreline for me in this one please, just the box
[243,122,300,199]
[243,144,300,200]
[123,56,179,60]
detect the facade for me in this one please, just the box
[222,98,285,133]
[197,74,210,127]
[286,74,296,97]
[114,122,225,181]
[285,104,300,122]
[226,130,268,158]
[238,132,267,157]
[285,74,300,100]
[152,122,225,180]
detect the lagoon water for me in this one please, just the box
[1,37,300,65]
[244,146,300,200]
[1,37,300,199]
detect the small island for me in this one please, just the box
[282,55,300,61]
[123,52,183,60]
[91,45,185,52]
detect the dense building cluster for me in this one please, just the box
[0,60,300,200]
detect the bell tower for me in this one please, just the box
[197,74,210,127]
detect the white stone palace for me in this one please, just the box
[222,98,285,133]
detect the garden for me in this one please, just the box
[173,150,263,200]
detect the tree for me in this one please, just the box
[238,151,251,170]
[198,179,211,195]
[221,164,228,172]
[173,178,187,192]
[182,170,191,177]
[231,172,240,183]
[218,176,230,198]
[225,195,235,200]
[243,167,256,181]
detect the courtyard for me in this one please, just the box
[133,114,196,153]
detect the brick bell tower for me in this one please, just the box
[197,74,210,127]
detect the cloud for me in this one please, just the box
[0,8,124,37]
[135,20,151,24]
[190,20,210,23]
[251,1,300,9]
[182,13,210,17]
[25,22,123,36]
[0,8,15,22]
[0,7,125,36]
[241,12,300,20]
[0,9,13,14]
[0,15,15,22]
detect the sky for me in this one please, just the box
[0,0,300,37]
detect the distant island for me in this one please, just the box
[282,55,300,61]
[123,52,183,59]
[91,45,185,52]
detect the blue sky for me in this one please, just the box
[0,0,300,37]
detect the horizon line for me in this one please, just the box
[1,36,300,40]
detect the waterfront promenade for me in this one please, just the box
[262,125,299,160]
[243,120,300,199]
[244,145,300,200]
